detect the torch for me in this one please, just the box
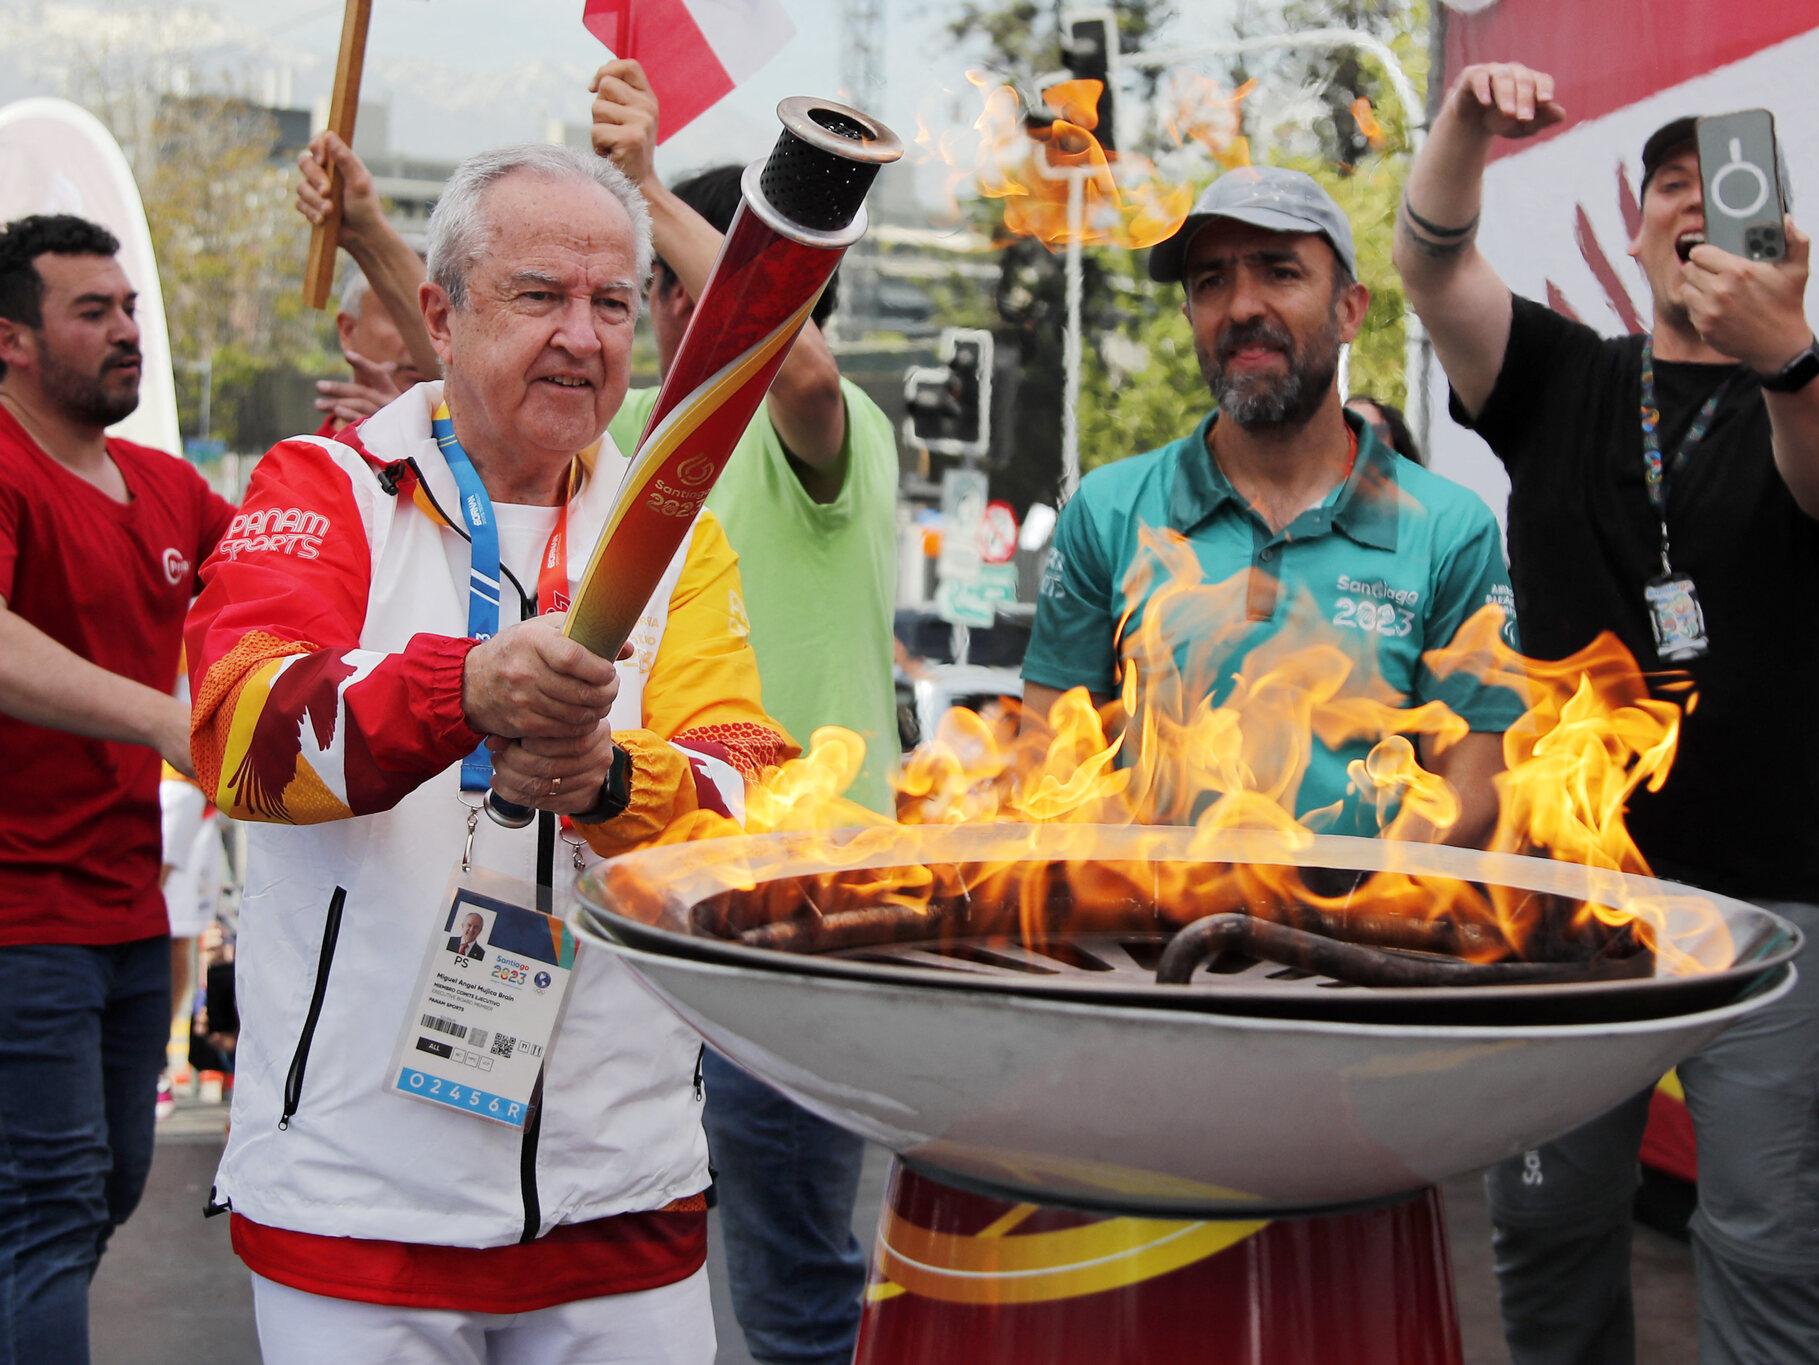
[485,96,903,827]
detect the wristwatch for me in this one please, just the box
[574,744,633,823]
[1759,337,1819,393]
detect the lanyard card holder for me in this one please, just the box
[388,866,579,1128]
[1638,340,1724,664]
[1645,573,1711,662]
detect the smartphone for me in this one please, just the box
[1696,109,1788,261]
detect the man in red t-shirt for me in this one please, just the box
[0,213,235,1363]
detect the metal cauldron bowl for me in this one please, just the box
[571,826,1798,1216]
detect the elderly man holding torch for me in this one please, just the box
[282,80,899,1359]
[1396,61,1819,1364]
[185,143,790,1362]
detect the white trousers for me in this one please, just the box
[250,1267,716,1365]
[159,780,222,937]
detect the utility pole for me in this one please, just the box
[838,0,888,340]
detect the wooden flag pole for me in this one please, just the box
[302,0,375,309]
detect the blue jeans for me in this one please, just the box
[702,1050,867,1365]
[0,938,170,1365]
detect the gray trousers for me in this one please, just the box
[1484,899,1819,1365]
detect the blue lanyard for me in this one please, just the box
[1639,340,1735,574]
[432,405,503,792]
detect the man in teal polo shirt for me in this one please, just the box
[1024,167,1520,844]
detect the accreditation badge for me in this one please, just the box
[1644,573,1711,662]
[389,868,578,1128]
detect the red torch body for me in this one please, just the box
[564,100,901,660]
[565,190,840,656]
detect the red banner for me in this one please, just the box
[1444,1,1819,162]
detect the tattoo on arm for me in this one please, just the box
[1398,197,1479,258]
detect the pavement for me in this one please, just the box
[91,1095,1698,1364]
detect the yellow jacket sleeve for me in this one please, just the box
[575,512,796,856]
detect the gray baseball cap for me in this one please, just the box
[1147,166,1358,284]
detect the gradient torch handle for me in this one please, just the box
[484,97,902,829]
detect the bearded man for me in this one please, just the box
[0,212,236,1363]
[1022,167,1519,846]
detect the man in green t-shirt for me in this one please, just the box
[592,59,896,1365]
[1024,167,1522,846]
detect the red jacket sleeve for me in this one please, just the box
[184,438,482,824]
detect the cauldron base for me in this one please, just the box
[855,1160,1462,1365]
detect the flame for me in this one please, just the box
[910,69,1251,249]
[1351,96,1386,151]
[778,76,1715,975]
[636,523,1730,978]
[1161,71,1255,168]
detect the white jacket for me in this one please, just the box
[197,384,758,1246]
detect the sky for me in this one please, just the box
[0,1,1378,242]
[0,0,994,198]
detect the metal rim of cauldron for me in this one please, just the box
[571,932,1799,1216]
[572,825,1801,1028]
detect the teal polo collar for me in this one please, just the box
[1168,407,1400,551]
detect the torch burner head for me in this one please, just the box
[760,96,904,235]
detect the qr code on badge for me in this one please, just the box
[491,1033,517,1059]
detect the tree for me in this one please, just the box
[138,94,329,446]
[1226,0,1425,169]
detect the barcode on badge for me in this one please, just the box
[491,1033,517,1058]
[420,1013,467,1040]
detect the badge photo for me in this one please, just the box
[1645,574,1711,662]
[390,869,580,1128]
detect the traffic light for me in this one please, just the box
[1061,9,1118,152]
[903,327,993,458]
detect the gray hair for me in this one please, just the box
[426,144,653,310]
[337,267,371,319]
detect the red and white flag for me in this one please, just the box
[582,0,797,143]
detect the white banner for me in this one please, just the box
[0,98,181,457]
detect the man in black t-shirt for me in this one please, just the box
[1396,62,1819,1363]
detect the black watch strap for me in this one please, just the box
[573,743,633,824]
[1760,338,1819,393]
